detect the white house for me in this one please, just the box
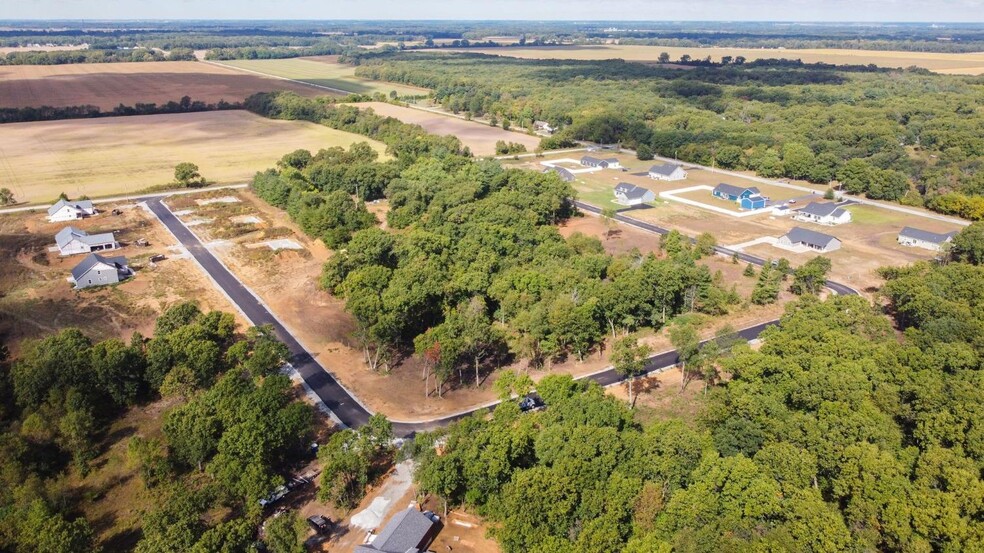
[792,202,851,225]
[613,183,656,206]
[47,199,96,222]
[55,226,118,256]
[778,227,842,253]
[648,163,687,181]
[602,157,622,169]
[897,227,957,251]
[533,120,555,134]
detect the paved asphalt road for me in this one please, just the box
[147,197,857,436]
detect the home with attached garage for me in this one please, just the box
[778,227,842,253]
[793,201,852,225]
[711,183,767,210]
[648,163,687,181]
[581,156,620,169]
[47,199,96,222]
[55,226,118,256]
[355,507,440,553]
[897,226,957,251]
[613,183,656,206]
[544,166,575,182]
[70,253,131,289]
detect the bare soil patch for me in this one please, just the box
[0,60,325,110]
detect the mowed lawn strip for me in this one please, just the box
[0,110,388,203]
[453,45,984,74]
[0,61,325,110]
[214,57,430,96]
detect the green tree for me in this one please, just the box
[610,336,652,406]
[318,429,370,509]
[790,256,832,295]
[636,144,654,161]
[174,162,203,187]
[695,232,716,258]
[743,263,756,277]
[264,511,306,553]
[668,324,700,390]
[950,222,984,265]
[0,187,14,206]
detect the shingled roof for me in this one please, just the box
[649,163,683,176]
[354,508,438,553]
[898,226,957,245]
[70,253,128,282]
[783,227,839,249]
[55,226,115,249]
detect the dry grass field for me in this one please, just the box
[212,56,430,96]
[350,101,542,155]
[453,45,984,75]
[0,110,387,203]
[0,60,324,109]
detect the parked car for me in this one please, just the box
[149,254,166,262]
[519,393,545,412]
[306,515,331,535]
[258,485,289,507]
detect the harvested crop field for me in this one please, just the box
[0,110,387,203]
[0,60,325,110]
[212,56,430,96]
[453,45,984,75]
[349,101,542,156]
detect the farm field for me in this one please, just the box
[212,56,430,96]
[453,45,984,75]
[348,101,543,155]
[0,110,387,203]
[0,60,324,110]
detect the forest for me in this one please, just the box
[0,47,194,65]
[0,303,314,552]
[408,250,984,552]
[349,52,984,219]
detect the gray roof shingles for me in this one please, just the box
[56,226,115,249]
[47,199,94,217]
[713,183,758,197]
[649,163,683,177]
[783,227,838,248]
[898,226,956,244]
[796,202,846,218]
[615,183,651,200]
[354,508,436,553]
[71,253,128,282]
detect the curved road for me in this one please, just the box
[147,197,857,436]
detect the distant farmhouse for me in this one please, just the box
[793,202,851,225]
[613,183,656,206]
[55,226,118,256]
[648,163,687,181]
[544,166,575,182]
[897,227,957,251]
[48,199,96,222]
[355,507,440,553]
[779,227,842,253]
[70,253,131,289]
[712,183,767,210]
[580,156,621,169]
[533,120,555,134]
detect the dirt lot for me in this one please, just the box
[0,201,243,356]
[172,189,789,420]
[0,110,387,204]
[0,60,325,110]
[453,45,984,75]
[347,102,543,156]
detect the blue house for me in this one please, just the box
[712,183,760,202]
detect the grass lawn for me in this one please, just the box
[215,58,429,96]
[847,205,906,225]
[0,110,387,204]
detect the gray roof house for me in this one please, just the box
[47,199,96,222]
[544,166,575,182]
[614,183,656,206]
[898,227,957,251]
[648,163,687,181]
[778,227,842,253]
[793,202,851,225]
[712,183,760,201]
[580,156,609,168]
[354,507,440,553]
[70,253,131,289]
[55,226,118,256]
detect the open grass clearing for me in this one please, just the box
[0,61,324,110]
[452,45,984,74]
[0,110,387,204]
[213,57,429,96]
[346,101,543,156]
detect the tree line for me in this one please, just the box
[407,244,984,552]
[0,96,242,125]
[0,302,314,553]
[0,47,194,65]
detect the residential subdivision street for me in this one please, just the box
[147,196,858,436]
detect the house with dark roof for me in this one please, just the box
[354,507,440,553]
[778,227,842,253]
[897,227,957,251]
[580,156,609,169]
[47,199,96,222]
[613,183,656,206]
[712,183,760,202]
[648,163,687,181]
[792,202,851,225]
[70,253,131,289]
[55,226,118,256]
[544,166,575,182]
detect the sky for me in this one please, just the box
[1,0,982,23]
